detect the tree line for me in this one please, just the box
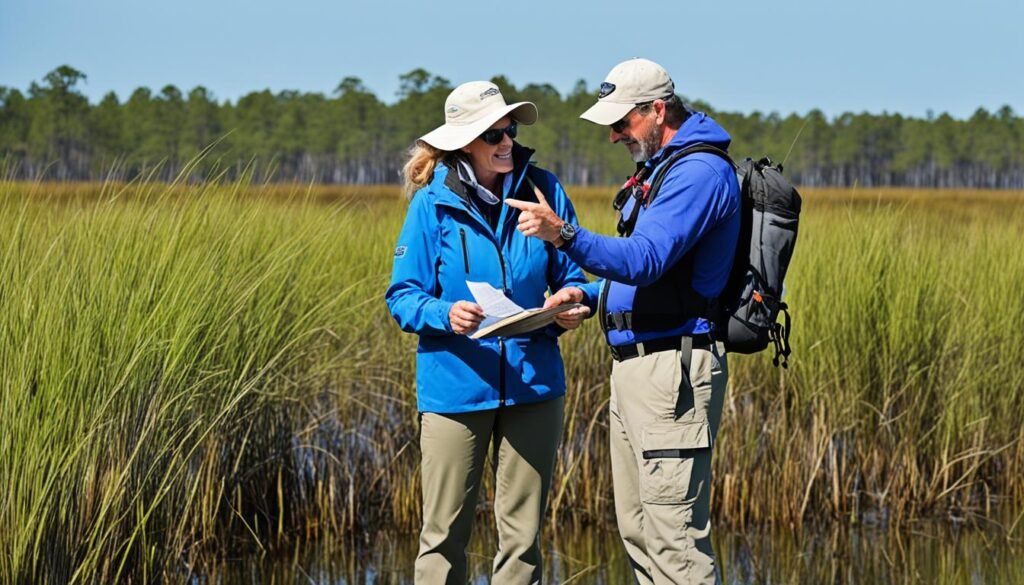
[2,65,1022,188]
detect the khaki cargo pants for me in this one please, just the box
[415,396,564,585]
[609,341,728,585]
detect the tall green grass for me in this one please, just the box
[714,195,1024,528]
[0,180,400,582]
[1,181,1022,581]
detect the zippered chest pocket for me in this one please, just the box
[438,219,508,297]
[459,228,470,273]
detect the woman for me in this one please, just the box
[385,80,590,584]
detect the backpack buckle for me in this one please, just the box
[605,311,632,331]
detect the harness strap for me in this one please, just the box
[605,311,633,332]
[770,302,793,368]
[680,334,694,389]
[616,144,734,237]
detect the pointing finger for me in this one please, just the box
[532,186,551,209]
[504,199,533,210]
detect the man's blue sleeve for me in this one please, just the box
[385,193,454,336]
[564,160,726,286]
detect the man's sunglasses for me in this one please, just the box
[610,101,655,133]
[609,116,631,134]
[479,121,518,145]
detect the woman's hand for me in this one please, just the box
[544,287,591,330]
[449,300,486,335]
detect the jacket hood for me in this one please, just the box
[658,111,732,157]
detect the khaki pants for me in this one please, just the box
[609,341,728,585]
[415,396,564,585]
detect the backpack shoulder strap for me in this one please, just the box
[647,144,737,206]
[617,144,738,237]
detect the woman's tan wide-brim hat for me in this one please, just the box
[418,81,538,151]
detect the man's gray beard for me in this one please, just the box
[630,124,663,163]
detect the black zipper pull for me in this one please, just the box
[459,228,469,273]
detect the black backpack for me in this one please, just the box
[618,145,802,367]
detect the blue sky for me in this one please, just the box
[2,0,1021,119]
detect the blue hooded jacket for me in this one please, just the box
[569,112,741,346]
[386,145,588,413]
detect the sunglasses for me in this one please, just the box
[610,101,655,133]
[479,121,518,145]
[609,116,632,134]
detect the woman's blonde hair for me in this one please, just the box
[402,143,449,198]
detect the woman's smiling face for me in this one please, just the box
[462,116,515,187]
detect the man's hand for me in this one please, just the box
[505,186,564,243]
[544,287,591,330]
[449,300,485,335]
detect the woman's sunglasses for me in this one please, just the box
[479,121,518,145]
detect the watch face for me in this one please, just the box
[560,223,576,241]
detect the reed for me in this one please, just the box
[0,181,1021,581]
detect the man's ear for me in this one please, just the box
[654,100,667,125]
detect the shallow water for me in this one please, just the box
[196,518,1024,584]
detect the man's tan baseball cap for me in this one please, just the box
[419,81,538,151]
[580,58,676,125]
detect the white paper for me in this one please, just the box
[466,281,525,326]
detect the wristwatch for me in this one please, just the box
[558,222,577,246]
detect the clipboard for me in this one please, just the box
[470,303,584,339]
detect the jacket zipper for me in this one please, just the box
[479,183,512,408]
[455,201,509,406]
[459,228,470,273]
[454,174,524,408]
[498,338,506,406]
[496,242,508,407]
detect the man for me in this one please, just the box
[506,58,741,584]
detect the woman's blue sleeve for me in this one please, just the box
[385,193,454,336]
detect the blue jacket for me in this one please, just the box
[386,145,588,413]
[569,112,741,346]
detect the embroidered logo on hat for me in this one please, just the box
[479,87,500,100]
[599,82,616,99]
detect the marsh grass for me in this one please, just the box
[1,181,1022,581]
[0,178,404,582]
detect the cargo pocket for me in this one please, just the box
[640,419,711,505]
